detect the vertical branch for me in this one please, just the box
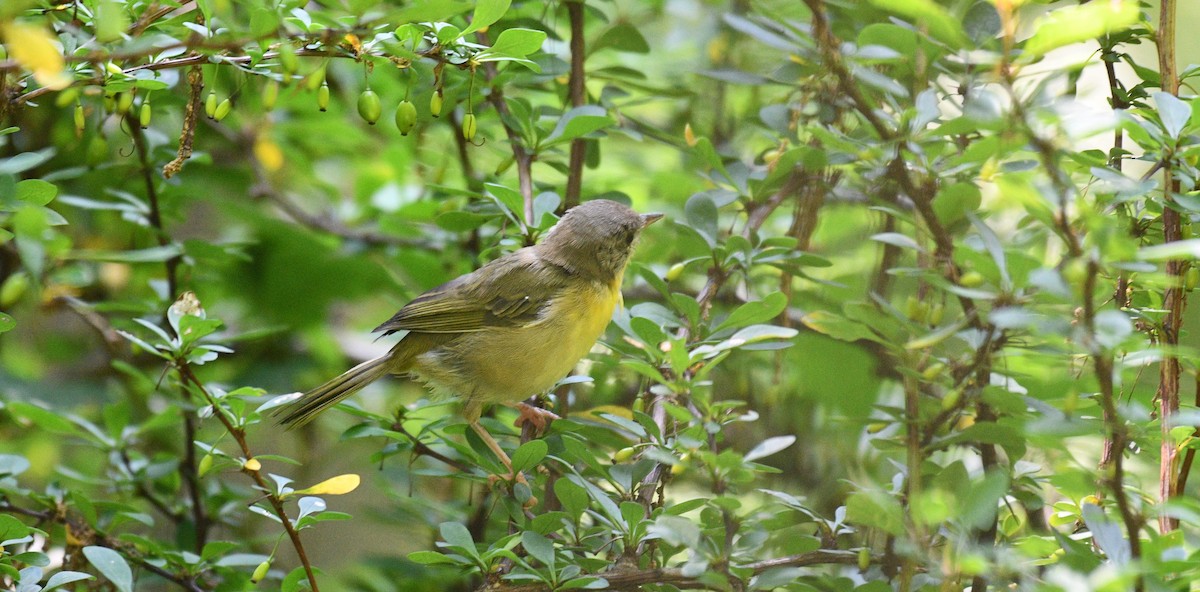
[1087,258,1143,591]
[563,0,587,209]
[1156,0,1183,533]
[131,119,205,552]
[163,65,203,179]
[900,372,921,592]
[477,31,536,230]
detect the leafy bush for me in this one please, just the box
[2,1,1199,591]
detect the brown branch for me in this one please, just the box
[249,167,433,249]
[563,0,587,209]
[0,502,207,592]
[118,448,184,523]
[163,65,203,179]
[175,364,320,591]
[1176,372,1200,492]
[1158,0,1183,534]
[1086,257,1143,591]
[132,114,208,552]
[476,32,536,230]
[478,549,873,592]
[391,421,476,474]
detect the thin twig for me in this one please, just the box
[476,31,536,230]
[176,363,321,591]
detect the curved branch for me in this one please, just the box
[478,550,874,592]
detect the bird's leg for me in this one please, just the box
[469,420,528,486]
[512,400,560,434]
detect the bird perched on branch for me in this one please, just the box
[277,199,662,482]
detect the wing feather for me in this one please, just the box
[373,249,571,335]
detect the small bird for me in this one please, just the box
[277,199,662,480]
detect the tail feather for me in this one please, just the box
[277,355,392,428]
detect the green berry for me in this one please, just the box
[317,82,329,112]
[462,113,477,141]
[429,91,443,118]
[213,98,233,122]
[394,100,417,135]
[358,89,381,125]
[262,81,279,111]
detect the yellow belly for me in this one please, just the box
[412,279,620,407]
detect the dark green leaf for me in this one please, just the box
[82,547,133,592]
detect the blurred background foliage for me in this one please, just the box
[4,0,1200,591]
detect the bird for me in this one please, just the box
[277,199,662,482]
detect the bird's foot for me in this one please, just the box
[513,402,560,434]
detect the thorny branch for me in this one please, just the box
[175,363,321,591]
[478,549,877,592]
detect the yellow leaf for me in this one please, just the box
[254,136,284,172]
[297,473,360,496]
[1,22,70,90]
[574,404,633,422]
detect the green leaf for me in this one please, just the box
[393,0,471,22]
[82,547,133,592]
[479,28,546,60]
[0,312,14,333]
[933,182,982,226]
[438,521,478,558]
[961,471,1009,530]
[15,179,56,205]
[509,439,548,473]
[0,513,31,545]
[592,23,649,54]
[485,183,525,226]
[1137,239,1200,261]
[1156,92,1192,139]
[645,515,700,548]
[744,435,795,462]
[0,149,54,175]
[407,550,458,565]
[865,0,968,48]
[43,571,95,591]
[5,402,75,434]
[553,477,588,519]
[800,311,880,343]
[1022,2,1140,59]
[436,24,462,45]
[1081,504,1131,565]
[845,489,905,536]
[69,245,183,263]
[544,106,614,147]
[461,0,511,36]
[713,293,787,334]
[684,192,719,246]
[436,211,491,231]
[520,531,555,568]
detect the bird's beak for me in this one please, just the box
[641,212,664,227]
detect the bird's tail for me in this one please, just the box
[276,354,393,428]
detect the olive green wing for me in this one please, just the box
[373,250,571,335]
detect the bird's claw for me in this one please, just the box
[514,402,560,433]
